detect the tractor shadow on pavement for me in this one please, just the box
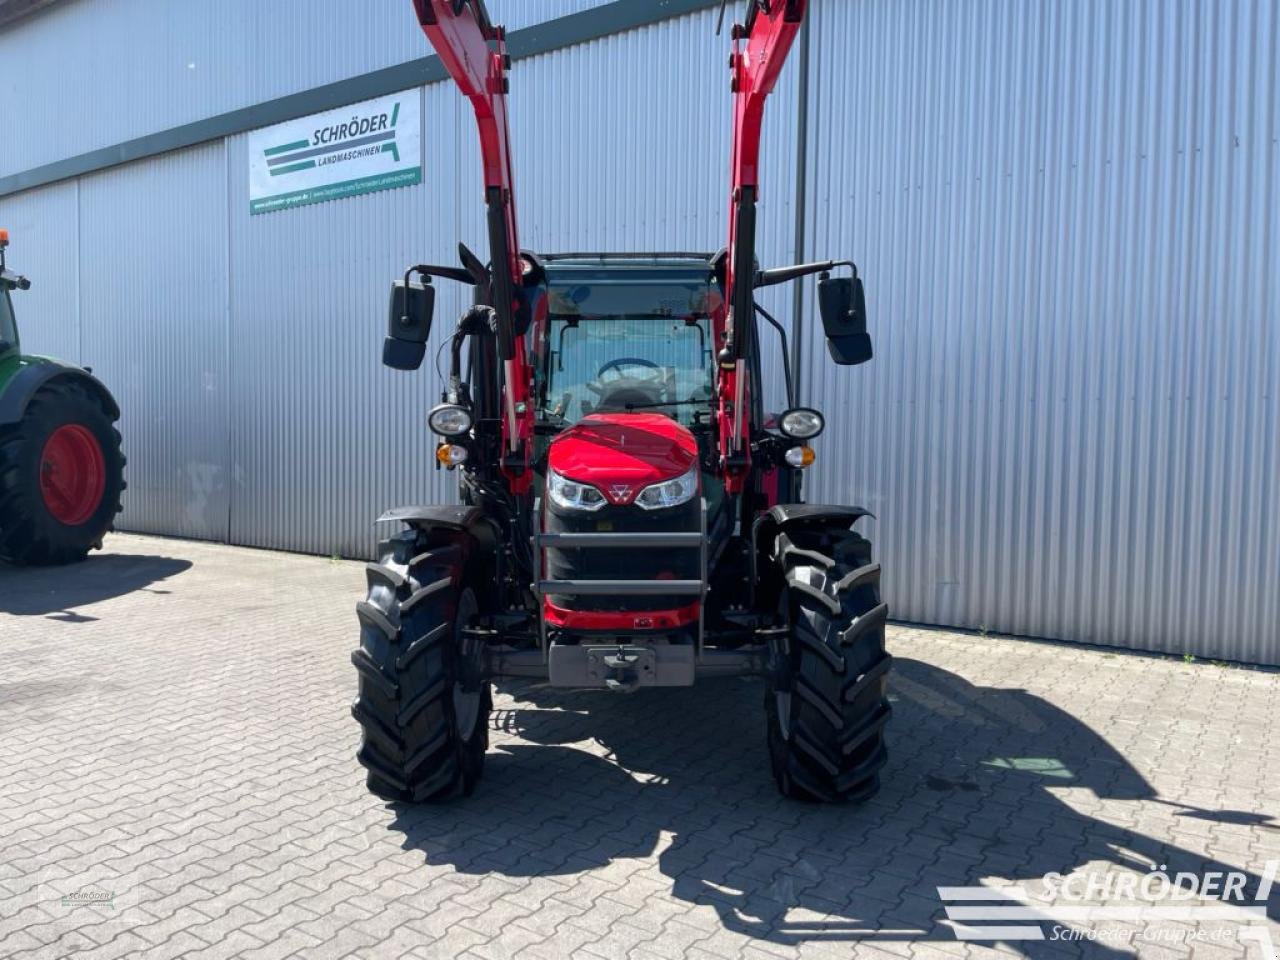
[0,553,191,618]
[386,658,1278,955]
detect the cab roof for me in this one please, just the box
[539,252,713,266]
[540,252,716,285]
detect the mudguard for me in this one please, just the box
[376,505,484,530]
[376,504,499,557]
[763,504,872,530]
[0,359,120,427]
[750,504,874,599]
[376,504,503,614]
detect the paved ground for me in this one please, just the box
[1,534,1277,960]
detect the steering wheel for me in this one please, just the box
[586,358,667,400]
[597,357,661,380]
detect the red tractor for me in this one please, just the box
[353,0,890,803]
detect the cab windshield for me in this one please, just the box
[537,276,720,428]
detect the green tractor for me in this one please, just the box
[0,229,125,565]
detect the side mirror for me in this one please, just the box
[383,278,435,370]
[817,274,872,366]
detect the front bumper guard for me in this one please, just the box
[532,498,709,668]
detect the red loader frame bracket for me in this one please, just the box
[412,0,533,492]
[719,0,808,494]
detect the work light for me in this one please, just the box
[427,403,473,437]
[779,407,824,439]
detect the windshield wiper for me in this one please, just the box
[623,398,713,411]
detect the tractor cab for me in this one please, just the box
[532,255,720,430]
[0,284,16,356]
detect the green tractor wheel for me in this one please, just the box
[0,380,125,566]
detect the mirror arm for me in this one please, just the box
[401,267,433,331]
[753,302,794,409]
[404,263,475,287]
[755,259,855,288]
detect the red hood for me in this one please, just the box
[547,414,697,506]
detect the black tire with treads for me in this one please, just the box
[766,525,892,802]
[0,380,125,566]
[351,528,491,802]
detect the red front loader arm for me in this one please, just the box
[412,0,533,493]
[718,0,808,494]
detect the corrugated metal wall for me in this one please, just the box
[1,0,1275,663]
[800,0,1279,664]
[224,86,461,557]
[0,0,616,179]
[78,144,231,541]
[0,181,79,361]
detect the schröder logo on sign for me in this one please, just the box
[248,92,422,215]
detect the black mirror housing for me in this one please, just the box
[383,279,435,370]
[817,274,872,366]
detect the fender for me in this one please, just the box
[763,503,872,531]
[376,504,484,530]
[377,504,504,612]
[749,504,874,598]
[376,504,500,557]
[0,359,121,426]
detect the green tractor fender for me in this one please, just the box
[0,357,121,427]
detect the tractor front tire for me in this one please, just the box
[766,525,892,802]
[0,380,125,566]
[351,530,491,802]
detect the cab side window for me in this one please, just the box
[0,293,16,351]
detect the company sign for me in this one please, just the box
[248,92,422,215]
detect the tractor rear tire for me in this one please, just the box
[351,529,491,802]
[0,380,125,566]
[766,525,892,802]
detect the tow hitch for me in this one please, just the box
[595,645,653,692]
[547,643,695,689]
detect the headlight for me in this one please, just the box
[779,407,824,439]
[546,468,606,512]
[428,403,473,437]
[635,465,699,511]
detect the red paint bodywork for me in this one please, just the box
[547,413,697,506]
[759,466,779,509]
[545,413,701,630]
[544,601,700,632]
[717,0,808,494]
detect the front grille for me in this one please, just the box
[543,498,701,611]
